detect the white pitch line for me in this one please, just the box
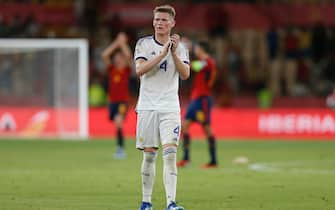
[261,159,335,166]
[289,169,335,175]
[249,163,279,172]
[249,161,335,175]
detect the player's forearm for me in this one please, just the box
[172,53,190,80]
[101,42,119,65]
[120,43,132,62]
[208,69,217,87]
[136,54,165,77]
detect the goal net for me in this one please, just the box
[0,39,89,139]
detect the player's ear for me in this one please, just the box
[170,18,175,28]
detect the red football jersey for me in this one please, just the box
[191,57,216,100]
[108,64,131,102]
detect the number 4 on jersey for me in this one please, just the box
[159,60,167,72]
[173,126,180,135]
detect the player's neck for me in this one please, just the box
[115,64,126,70]
[199,53,209,60]
[154,33,170,45]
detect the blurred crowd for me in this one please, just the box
[1,0,335,108]
[0,14,40,38]
[218,23,335,98]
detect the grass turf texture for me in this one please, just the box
[0,139,334,210]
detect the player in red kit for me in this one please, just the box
[177,40,218,168]
[102,32,132,159]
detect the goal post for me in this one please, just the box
[0,39,89,139]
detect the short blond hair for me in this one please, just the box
[153,5,176,19]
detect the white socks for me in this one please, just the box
[141,151,158,203]
[141,147,178,206]
[163,146,178,206]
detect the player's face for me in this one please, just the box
[113,52,127,68]
[181,37,193,52]
[153,12,175,35]
[194,45,202,58]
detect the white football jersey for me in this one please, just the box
[134,35,189,112]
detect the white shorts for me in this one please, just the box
[136,111,181,150]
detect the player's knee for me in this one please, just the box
[203,124,212,136]
[143,150,158,164]
[114,115,124,127]
[182,120,190,133]
[163,146,177,174]
[163,146,177,162]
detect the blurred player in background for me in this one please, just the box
[326,87,335,108]
[177,40,218,168]
[101,32,132,159]
[134,5,189,210]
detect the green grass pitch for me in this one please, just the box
[0,139,335,210]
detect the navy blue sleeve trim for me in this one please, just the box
[183,61,190,64]
[135,56,148,61]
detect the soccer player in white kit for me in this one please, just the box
[134,5,190,210]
